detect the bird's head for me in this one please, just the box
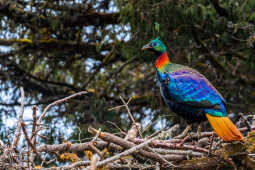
[142,37,166,55]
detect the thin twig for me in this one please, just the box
[119,96,136,124]
[153,148,204,156]
[108,104,126,111]
[107,97,132,111]
[119,96,143,138]
[106,121,126,136]
[30,91,88,163]
[37,91,88,128]
[41,153,48,167]
[32,91,88,144]
[31,105,37,141]
[11,87,25,149]
[131,138,209,153]
[89,129,104,158]
[21,121,41,160]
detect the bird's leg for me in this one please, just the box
[197,122,203,140]
[174,124,192,139]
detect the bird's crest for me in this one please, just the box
[154,22,160,33]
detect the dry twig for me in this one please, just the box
[119,96,143,138]
[2,91,255,169]
[32,91,88,145]
[11,87,25,149]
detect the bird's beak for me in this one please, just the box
[141,43,151,50]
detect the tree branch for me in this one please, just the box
[84,135,161,170]
[0,0,119,29]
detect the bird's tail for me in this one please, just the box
[206,114,244,141]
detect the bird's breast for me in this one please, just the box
[157,71,170,85]
[157,73,173,103]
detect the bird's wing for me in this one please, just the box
[165,68,226,109]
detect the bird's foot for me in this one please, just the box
[174,124,192,139]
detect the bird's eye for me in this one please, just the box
[151,42,157,46]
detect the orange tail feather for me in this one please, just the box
[206,114,244,141]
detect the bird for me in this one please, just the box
[142,37,244,141]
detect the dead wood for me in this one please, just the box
[1,90,254,170]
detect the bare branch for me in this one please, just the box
[31,105,37,141]
[32,91,88,145]
[11,87,25,149]
[42,161,90,170]
[119,96,143,138]
[88,127,185,163]
[131,138,209,153]
[1,88,254,169]
[21,121,41,160]
[84,135,160,170]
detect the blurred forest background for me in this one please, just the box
[0,0,254,146]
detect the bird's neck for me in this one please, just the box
[155,51,170,71]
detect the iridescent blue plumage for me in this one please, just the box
[142,38,244,141]
[157,66,227,123]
